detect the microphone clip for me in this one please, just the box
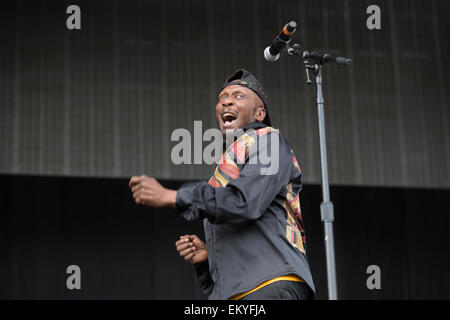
[286,43,302,57]
[285,43,316,85]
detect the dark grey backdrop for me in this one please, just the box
[0,0,449,188]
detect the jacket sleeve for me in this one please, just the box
[175,131,296,224]
[194,260,214,295]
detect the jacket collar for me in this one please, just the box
[243,121,267,131]
[222,121,268,150]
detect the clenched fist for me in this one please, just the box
[129,175,177,208]
[175,235,208,265]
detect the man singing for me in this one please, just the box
[129,69,315,300]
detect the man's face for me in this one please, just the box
[215,85,266,134]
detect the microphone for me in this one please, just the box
[264,21,297,62]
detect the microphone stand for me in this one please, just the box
[285,44,352,300]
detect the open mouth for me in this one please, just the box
[222,112,237,128]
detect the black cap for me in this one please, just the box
[221,69,272,126]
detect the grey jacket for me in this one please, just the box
[175,122,315,300]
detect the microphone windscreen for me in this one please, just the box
[264,46,280,62]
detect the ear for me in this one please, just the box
[254,107,266,123]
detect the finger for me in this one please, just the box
[129,176,141,188]
[184,252,194,262]
[133,193,143,205]
[179,247,195,257]
[137,190,149,205]
[180,247,195,257]
[131,184,141,193]
[138,191,153,206]
[176,237,191,247]
[175,239,185,247]
[176,237,189,245]
[176,242,193,252]
[145,176,159,187]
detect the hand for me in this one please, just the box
[175,235,208,265]
[129,175,177,208]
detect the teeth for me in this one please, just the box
[223,112,236,121]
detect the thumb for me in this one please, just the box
[186,234,197,242]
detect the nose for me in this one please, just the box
[222,96,234,107]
